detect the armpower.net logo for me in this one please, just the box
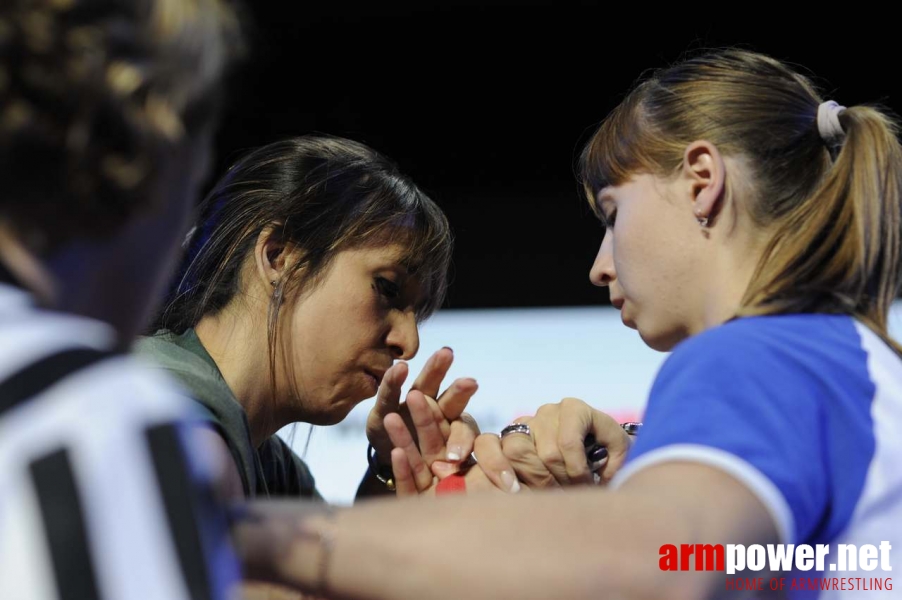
[660,542,893,593]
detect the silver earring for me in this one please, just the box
[697,216,709,227]
[270,280,277,286]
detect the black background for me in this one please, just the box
[213,2,900,309]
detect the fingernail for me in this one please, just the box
[453,379,477,393]
[500,470,521,494]
[451,381,467,392]
[590,457,608,472]
[390,362,405,381]
[446,446,463,461]
[433,461,458,477]
[442,346,453,354]
[587,446,608,463]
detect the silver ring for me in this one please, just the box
[500,423,531,439]
[621,422,643,435]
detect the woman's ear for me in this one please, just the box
[253,225,287,290]
[682,140,726,224]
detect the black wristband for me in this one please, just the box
[367,443,395,492]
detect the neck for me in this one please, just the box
[195,308,292,448]
[697,224,770,334]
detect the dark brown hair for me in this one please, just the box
[0,0,242,250]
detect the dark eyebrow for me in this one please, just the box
[370,252,411,276]
[388,263,412,278]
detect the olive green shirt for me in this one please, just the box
[136,329,320,500]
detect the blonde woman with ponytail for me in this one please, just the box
[233,49,902,600]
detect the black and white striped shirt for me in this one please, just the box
[0,282,240,600]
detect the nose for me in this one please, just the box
[589,234,616,287]
[386,310,420,360]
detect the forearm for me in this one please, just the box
[248,488,708,600]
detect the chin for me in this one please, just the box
[318,395,366,426]
[304,413,339,426]
[307,410,348,426]
[637,325,686,353]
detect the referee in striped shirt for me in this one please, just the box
[1,2,243,598]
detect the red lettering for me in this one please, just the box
[694,544,725,571]
[817,578,836,590]
[680,544,694,571]
[734,578,759,590]
[659,545,678,571]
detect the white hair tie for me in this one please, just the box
[817,100,846,144]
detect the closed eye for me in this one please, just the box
[375,277,401,301]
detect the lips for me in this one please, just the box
[610,296,625,310]
[364,368,386,386]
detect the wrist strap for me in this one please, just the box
[366,443,395,492]
[435,473,467,495]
